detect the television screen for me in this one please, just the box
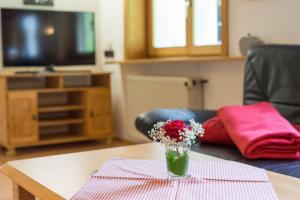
[1,9,96,67]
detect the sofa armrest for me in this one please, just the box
[135,109,216,139]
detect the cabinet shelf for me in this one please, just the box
[9,87,108,93]
[13,134,107,148]
[39,119,84,127]
[39,105,84,113]
[39,134,98,144]
[0,72,113,156]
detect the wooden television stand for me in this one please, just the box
[0,72,113,156]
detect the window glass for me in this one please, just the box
[152,0,186,48]
[193,0,222,46]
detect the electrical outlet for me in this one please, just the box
[104,50,115,58]
[104,43,115,59]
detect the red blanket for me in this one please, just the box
[201,102,300,159]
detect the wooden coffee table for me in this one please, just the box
[1,143,300,200]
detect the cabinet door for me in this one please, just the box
[8,92,38,144]
[85,88,112,136]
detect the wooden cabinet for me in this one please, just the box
[0,72,113,156]
[8,92,38,144]
[85,88,112,136]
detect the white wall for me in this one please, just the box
[230,0,300,55]
[99,0,300,142]
[99,0,126,140]
[0,0,101,70]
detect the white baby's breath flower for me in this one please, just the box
[148,119,204,146]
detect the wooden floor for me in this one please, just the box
[0,138,135,200]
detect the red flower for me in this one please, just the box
[163,120,187,141]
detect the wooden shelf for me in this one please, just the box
[0,71,111,77]
[37,88,90,93]
[39,105,84,113]
[39,119,84,127]
[39,134,102,144]
[105,56,246,65]
[12,134,108,148]
[9,87,107,93]
[5,72,111,91]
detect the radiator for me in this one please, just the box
[126,75,206,142]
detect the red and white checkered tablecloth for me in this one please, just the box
[72,159,278,200]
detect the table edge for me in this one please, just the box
[0,163,65,200]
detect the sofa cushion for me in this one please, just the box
[192,143,300,178]
[135,109,216,139]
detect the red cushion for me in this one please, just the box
[200,117,234,146]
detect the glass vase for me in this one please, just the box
[165,143,190,178]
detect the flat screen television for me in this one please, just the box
[1,9,96,68]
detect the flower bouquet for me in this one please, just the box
[149,119,204,178]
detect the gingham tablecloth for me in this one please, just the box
[71,159,278,200]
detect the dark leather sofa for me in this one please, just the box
[135,45,300,178]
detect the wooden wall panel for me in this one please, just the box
[125,0,148,59]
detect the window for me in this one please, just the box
[149,0,228,57]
